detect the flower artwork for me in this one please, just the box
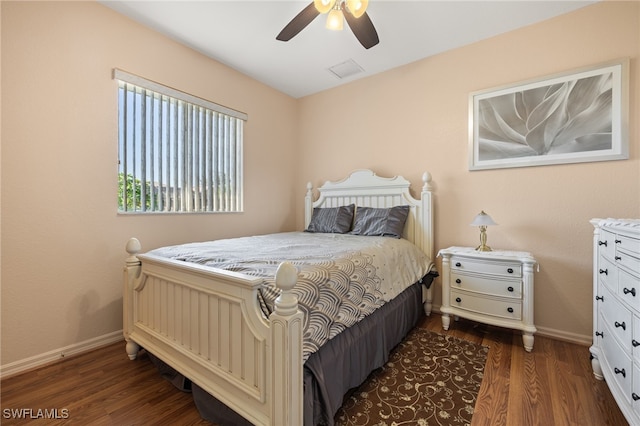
[469,60,628,170]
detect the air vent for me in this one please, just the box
[327,59,364,79]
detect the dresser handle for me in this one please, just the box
[455,278,461,284]
[624,287,636,297]
[633,393,640,401]
[615,239,622,244]
[455,297,462,303]
[455,262,461,267]
[633,340,640,347]
[507,286,514,292]
[595,331,604,338]
[599,269,608,275]
[614,367,626,378]
[595,295,604,301]
[599,240,608,246]
[507,307,514,313]
[615,321,626,330]
[507,268,514,274]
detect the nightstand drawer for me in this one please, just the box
[451,256,522,278]
[450,271,521,299]
[451,289,522,320]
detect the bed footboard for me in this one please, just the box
[123,238,303,426]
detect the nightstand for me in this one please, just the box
[438,246,537,352]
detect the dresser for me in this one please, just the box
[591,218,640,425]
[438,247,537,352]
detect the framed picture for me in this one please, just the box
[469,58,629,170]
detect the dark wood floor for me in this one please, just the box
[1,313,627,425]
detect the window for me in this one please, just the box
[115,69,247,213]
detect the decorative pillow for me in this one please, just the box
[305,204,355,234]
[351,205,410,238]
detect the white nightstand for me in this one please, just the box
[438,246,537,352]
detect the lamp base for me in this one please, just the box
[476,244,492,252]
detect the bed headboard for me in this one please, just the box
[304,169,434,263]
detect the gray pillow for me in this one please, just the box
[351,205,410,238]
[305,204,355,234]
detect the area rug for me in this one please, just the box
[334,328,489,426]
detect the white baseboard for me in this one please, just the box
[0,330,124,379]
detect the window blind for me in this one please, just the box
[115,69,246,213]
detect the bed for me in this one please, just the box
[123,169,436,426]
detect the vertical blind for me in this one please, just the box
[115,69,247,213]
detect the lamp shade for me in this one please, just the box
[346,0,368,18]
[470,211,497,227]
[314,0,337,14]
[326,8,344,30]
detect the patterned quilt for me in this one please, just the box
[148,232,433,361]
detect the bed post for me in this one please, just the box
[123,238,142,360]
[270,262,304,426]
[304,182,313,229]
[422,171,434,316]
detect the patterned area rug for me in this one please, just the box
[334,327,489,426]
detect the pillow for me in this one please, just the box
[351,205,410,238]
[305,204,355,234]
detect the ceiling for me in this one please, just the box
[100,0,597,98]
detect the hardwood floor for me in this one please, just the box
[1,313,627,425]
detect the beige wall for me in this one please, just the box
[297,1,640,341]
[1,1,298,366]
[1,1,638,370]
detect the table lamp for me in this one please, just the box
[471,211,497,251]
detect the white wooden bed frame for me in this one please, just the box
[123,169,435,426]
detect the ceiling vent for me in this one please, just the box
[327,59,364,79]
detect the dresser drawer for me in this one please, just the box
[620,268,640,311]
[599,229,618,261]
[633,316,640,363]
[617,251,640,276]
[600,284,633,352]
[451,256,521,278]
[450,271,521,299]
[602,319,633,399]
[598,255,618,292]
[617,234,640,257]
[451,289,522,320]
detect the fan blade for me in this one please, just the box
[343,7,379,49]
[276,2,320,42]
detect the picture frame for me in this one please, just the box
[469,58,629,171]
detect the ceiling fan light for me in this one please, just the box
[346,0,368,18]
[326,8,344,31]
[314,0,336,14]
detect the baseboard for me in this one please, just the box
[429,304,592,346]
[0,330,124,379]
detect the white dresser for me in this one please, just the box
[438,246,537,352]
[591,218,640,425]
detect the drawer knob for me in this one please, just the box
[633,393,640,402]
[615,256,622,261]
[507,268,514,274]
[455,297,462,303]
[595,295,604,301]
[615,239,622,244]
[455,262,462,267]
[623,287,636,297]
[598,240,608,246]
[614,367,626,378]
[507,286,514,292]
[615,321,626,330]
[507,307,514,313]
[599,269,608,275]
[595,331,604,338]
[455,278,461,284]
[632,340,640,347]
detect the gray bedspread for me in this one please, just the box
[148,232,433,361]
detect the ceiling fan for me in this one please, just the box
[276,0,379,49]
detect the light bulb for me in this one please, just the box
[346,0,368,18]
[326,9,344,31]
[314,0,337,14]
